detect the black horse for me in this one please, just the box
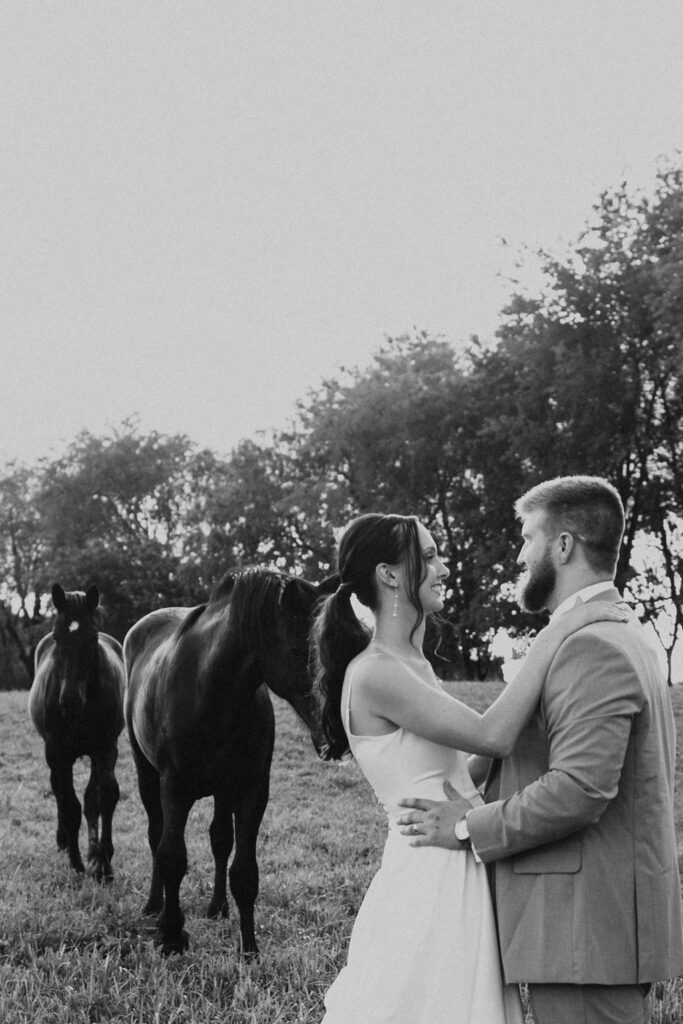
[123,568,335,957]
[28,583,125,881]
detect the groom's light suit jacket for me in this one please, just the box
[467,589,683,985]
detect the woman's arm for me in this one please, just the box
[362,602,627,757]
[467,754,491,789]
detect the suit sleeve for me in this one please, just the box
[467,625,645,862]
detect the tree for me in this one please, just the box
[0,464,48,687]
[188,437,338,583]
[37,422,226,638]
[283,333,518,675]
[627,517,683,683]
[476,162,683,677]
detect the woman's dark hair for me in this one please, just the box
[312,513,424,760]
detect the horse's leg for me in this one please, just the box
[83,759,101,871]
[84,748,120,882]
[229,769,270,958]
[47,746,84,873]
[207,795,234,920]
[129,731,165,915]
[155,773,193,955]
[96,748,119,882]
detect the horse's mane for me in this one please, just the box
[55,591,101,626]
[176,568,290,645]
[219,568,289,648]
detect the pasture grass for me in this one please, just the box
[0,682,681,1023]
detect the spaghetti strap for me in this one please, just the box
[341,650,388,739]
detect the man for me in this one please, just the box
[398,475,683,1024]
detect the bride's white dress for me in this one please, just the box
[321,650,524,1024]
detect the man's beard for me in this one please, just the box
[517,549,556,614]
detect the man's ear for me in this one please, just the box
[557,532,575,564]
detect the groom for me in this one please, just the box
[398,475,683,1024]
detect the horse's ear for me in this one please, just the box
[84,585,100,613]
[280,578,313,617]
[317,574,340,596]
[51,583,66,612]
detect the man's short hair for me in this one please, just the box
[515,475,625,576]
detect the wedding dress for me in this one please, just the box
[321,648,524,1024]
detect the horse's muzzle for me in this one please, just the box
[313,740,334,761]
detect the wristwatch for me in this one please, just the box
[454,815,471,847]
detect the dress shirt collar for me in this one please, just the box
[550,580,615,620]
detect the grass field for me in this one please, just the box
[1,681,682,1023]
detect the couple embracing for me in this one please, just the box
[311,476,683,1024]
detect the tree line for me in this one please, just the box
[2,165,682,687]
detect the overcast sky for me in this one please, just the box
[2,1,683,466]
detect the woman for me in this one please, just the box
[313,512,626,1024]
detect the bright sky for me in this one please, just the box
[2,1,683,466]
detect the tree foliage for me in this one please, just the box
[1,164,682,687]
[0,465,48,685]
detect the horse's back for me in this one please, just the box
[123,607,198,764]
[98,633,126,736]
[123,608,194,672]
[99,633,125,683]
[100,632,123,659]
[28,634,57,736]
[34,631,55,667]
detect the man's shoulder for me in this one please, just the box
[548,611,663,694]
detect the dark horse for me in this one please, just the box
[123,568,335,957]
[28,583,125,881]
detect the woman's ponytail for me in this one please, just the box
[312,585,370,760]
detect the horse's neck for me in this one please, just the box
[193,602,268,697]
[207,642,263,702]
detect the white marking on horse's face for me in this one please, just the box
[69,621,80,632]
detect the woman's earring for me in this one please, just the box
[392,586,399,617]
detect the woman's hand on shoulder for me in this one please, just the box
[541,600,629,645]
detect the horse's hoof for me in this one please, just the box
[88,853,112,883]
[143,900,163,916]
[240,935,259,960]
[156,930,189,956]
[207,899,229,920]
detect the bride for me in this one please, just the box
[311,512,625,1024]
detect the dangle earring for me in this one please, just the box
[392,586,399,617]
